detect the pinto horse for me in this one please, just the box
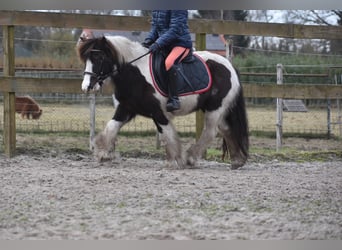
[77,36,249,169]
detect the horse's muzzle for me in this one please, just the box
[87,81,103,92]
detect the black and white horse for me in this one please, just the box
[77,36,249,169]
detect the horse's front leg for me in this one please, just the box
[153,110,184,169]
[158,122,185,169]
[93,105,133,162]
[93,119,121,162]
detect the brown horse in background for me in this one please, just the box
[15,96,42,119]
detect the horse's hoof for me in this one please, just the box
[96,155,110,163]
[165,159,185,169]
[230,164,241,170]
[186,155,196,166]
[230,160,246,170]
[95,151,115,163]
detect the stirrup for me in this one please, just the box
[166,98,180,112]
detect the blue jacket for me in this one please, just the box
[145,10,192,50]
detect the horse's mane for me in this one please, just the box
[77,36,145,66]
[77,36,119,64]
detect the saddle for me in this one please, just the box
[149,51,212,97]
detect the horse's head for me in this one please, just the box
[77,36,119,92]
[32,109,42,119]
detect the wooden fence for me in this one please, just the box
[1,11,342,157]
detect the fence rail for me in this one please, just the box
[1,76,342,99]
[2,11,342,40]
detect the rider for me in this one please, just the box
[142,10,192,112]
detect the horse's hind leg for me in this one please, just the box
[219,127,247,170]
[21,104,28,119]
[186,111,219,167]
[218,115,249,170]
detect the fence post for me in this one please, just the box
[225,39,234,62]
[2,25,16,157]
[276,63,283,152]
[89,93,96,150]
[327,99,331,139]
[195,33,206,141]
[331,73,342,137]
[338,74,342,137]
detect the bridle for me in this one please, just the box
[83,49,114,91]
[83,49,150,91]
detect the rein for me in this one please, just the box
[126,51,151,65]
[110,50,151,75]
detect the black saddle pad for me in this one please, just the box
[149,51,212,97]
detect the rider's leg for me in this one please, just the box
[164,47,190,112]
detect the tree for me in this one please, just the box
[13,26,45,55]
[286,10,342,54]
[231,10,250,54]
[330,11,342,54]
[249,10,273,50]
[44,28,75,59]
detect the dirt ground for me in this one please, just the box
[0,135,341,239]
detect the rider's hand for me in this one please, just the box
[141,39,153,49]
[149,42,161,53]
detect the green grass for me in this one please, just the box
[1,102,340,137]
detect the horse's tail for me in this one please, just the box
[221,70,249,169]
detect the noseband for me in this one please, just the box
[83,70,113,90]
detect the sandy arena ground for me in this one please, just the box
[0,135,341,239]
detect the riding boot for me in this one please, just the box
[166,66,181,112]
